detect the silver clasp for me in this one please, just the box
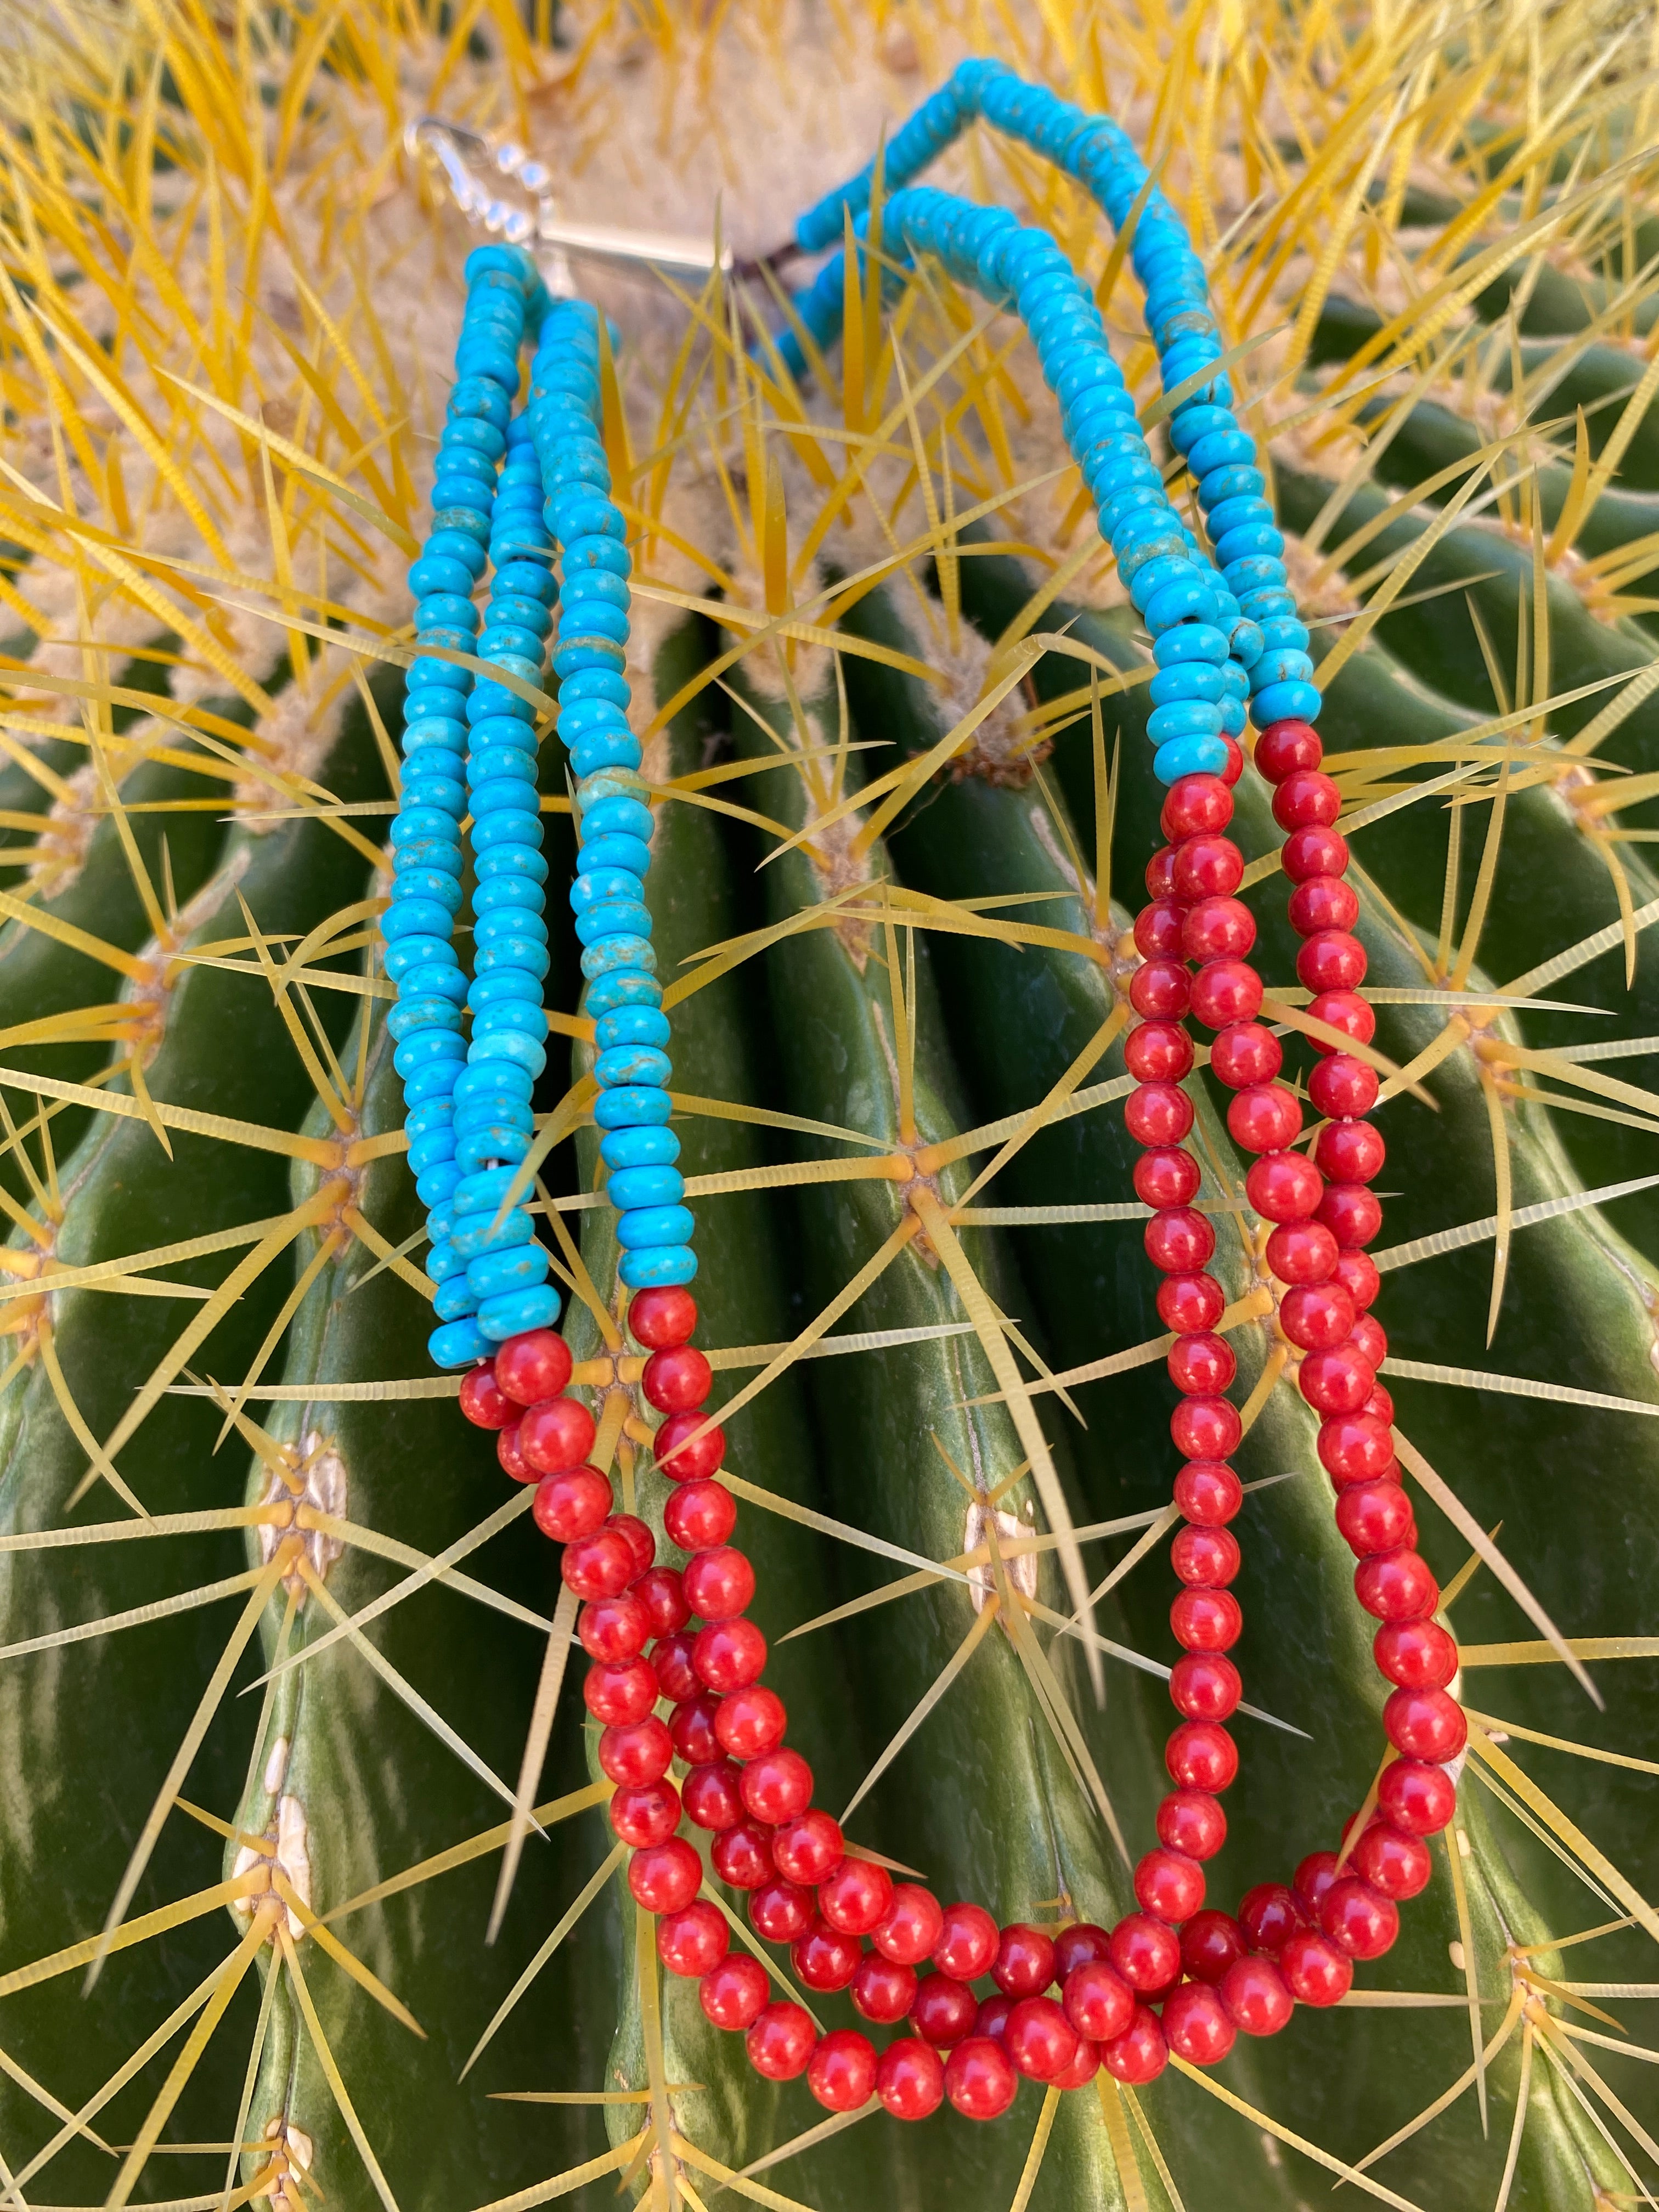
[404,116,733,289]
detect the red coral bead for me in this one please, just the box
[700,1951,768,2029]
[1318,1412,1396,1486]
[1145,845,1177,899]
[1379,1759,1458,1835]
[1298,930,1368,992]
[1158,1272,1227,1334]
[747,2001,816,2081]
[1134,1147,1203,1210]
[1171,1587,1242,1652]
[642,1345,713,1413]
[1308,992,1376,1054]
[1167,1721,1238,1792]
[607,1514,656,1580]
[1052,2035,1102,2090]
[600,1717,673,1786]
[911,1973,978,2046]
[653,1411,724,1482]
[1374,1619,1459,1690]
[1136,1848,1206,1923]
[1102,2006,1168,2083]
[1246,1150,1324,1223]
[610,1781,681,1848]
[1125,1019,1194,1081]
[1178,1904,1251,1988]
[711,1821,774,1889]
[694,1617,767,1691]
[584,1658,657,1726]
[751,1879,814,1943]
[1254,719,1322,782]
[1145,1207,1216,1274]
[683,1546,755,1622]
[1318,1183,1384,1247]
[1280,1282,1356,1352]
[1267,1220,1339,1284]
[1172,833,1244,901]
[853,1953,918,2023]
[1171,1525,1240,1587]
[820,1854,892,1934]
[876,2038,945,2120]
[1064,1958,1136,2042]
[714,1686,787,1760]
[809,2029,877,2113]
[1309,1053,1379,1119]
[1170,1397,1242,1462]
[1274,769,1341,830]
[740,1748,814,1824]
[562,1527,634,1600]
[944,2036,1019,2119]
[658,1899,728,1978]
[1172,1464,1243,1527]
[1189,956,1263,1029]
[1135,900,1186,960]
[628,1285,697,1350]
[495,1330,574,1406]
[1158,1788,1227,1859]
[663,1479,736,1553]
[1228,1082,1302,1153]
[876,1885,945,1966]
[972,1991,1012,2044]
[1125,1082,1194,1147]
[497,1424,533,1482]
[1288,874,1358,936]
[520,1395,597,1476]
[993,1923,1056,1999]
[1300,1341,1376,1414]
[1352,1821,1432,1899]
[460,1364,515,1429]
[773,1809,844,1885]
[1182,895,1256,962]
[1279,1929,1352,2006]
[1108,1913,1182,1991]
[1163,1981,1236,2065]
[1130,957,1192,1020]
[1294,1850,1339,1918]
[1238,1882,1303,1954]
[651,1629,699,1701]
[682,1759,745,1832]
[1162,774,1234,840]
[1221,1954,1294,2036]
[628,1837,701,1915]
[792,1916,861,1993]
[1335,1479,1416,1557]
[1210,1021,1282,1089]
[1316,1120,1385,1184]
[1283,824,1349,882]
[1385,1686,1466,1761]
[1365,1383,1396,1425]
[1053,1923,1113,1979]
[580,1592,649,1662]
[1321,1876,1399,1960]
[1356,1548,1439,1622]
[669,1695,722,1767]
[933,1900,999,1982]
[1169,1652,1242,1720]
[1168,1333,1237,1396]
[533,1464,612,1543]
[1005,1996,1079,2082]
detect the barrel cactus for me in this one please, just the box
[1,2,1656,2207]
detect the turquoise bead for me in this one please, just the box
[466,1242,551,1299]
[1154,623,1229,668]
[450,1207,533,1263]
[595,1004,669,1050]
[601,1123,679,1171]
[594,1084,672,1129]
[619,1244,697,1290]
[430,1318,492,1369]
[1153,732,1231,784]
[617,1203,696,1251]
[586,970,661,1019]
[595,1044,672,1090]
[432,1276,481,1322]
[1147,700,1224,743]
[477,1285,562,1342]
[1149,662,1226,706]
[1253,679,1322,725]
[582,933,656,980]
[609,1164,684,1211]
[575,899,652,946]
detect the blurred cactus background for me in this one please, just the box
[2,0,1659,2205]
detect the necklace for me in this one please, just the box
[390,60,1461,2126]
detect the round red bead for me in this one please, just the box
[1238,1882,1302,1954]
[669,1693,721,1767]
[714,1685,786,1760]
[701,1951,769,2029]
[1300,1342,1376,1415]
[658,1899,729,1977]
[1379,1758,1458,1835]
[1298,930,1368,992]
[1158,1787,1227,1859]
[1172,833,1244,901]
[1135,1848,1206,1923]
[663,1479,736,1553]
[610,1781,681,1848]
[1180,1910,1245,1987]
[1158,1271,1227,1334]
[628,1837,701,1915]
[1145,846,1177,899]
[1169,1652,1242,1720]
[1182,895,1256,962]
[711,1821,774,1889]
[533,1462,614,1545]
[852,1953,918,2024]
[1005,1996,1079,2082]
[1145,1207,1216,1274]
[629,1285,697,1350]
[1335,1479,1416,1557]
[875,1885,945,1966]
[1228,1082,1302,1153]
[584,1657,657,1726]
[518,1395,596,1476]
[606,1513,655,1580]
[460,1364,515,1429]
[1267,1220,1339,1284]
[1170,1396,1242,1462]
[944,2036,1018,2120]
[580,1592,649,1662]
[751,1878,814,1943]
[683,1545,755,1622]
[1280,1928,1353,2006]
[1168,1332,1237,1396]
[1125,1019,1193,1081]
[973,1991,1012,2044]
[740,1748,813,1824]
[772,1808,844,1885]
[1172,1464,1243,1526]
[1353,1821,1432,1899]
[599,1716,672,1786]
[1283,825,1349,882]
[1210,1022,1282,1090]
[808,2028,877,2113]
[1279,1282,1356,1352]
[1052,2035,1102,2090]
[1130,958,1191,1020]
[1309,1052,1379,1119]
[1171,1587,1241,1652]
[992,1923,1056,1998]
[1356,1549,1439,1623]
[1189,956,1263,1030]
[747,2001,815,2081]
[1319,1183,1384,1246]
[876,2038,945,2120]
[1125,1082,1195,1147]
[1135,899,1186,959]
[1294,1850,1340,1918]
[495,1330,574,1407]
[1316,1119,1386,1185]
[1102,2006,1167,2083]
[694,1617,767,1691]
[496,1424,533,1482]
[1254,719,1322,782]
[792,1916,861,1993]
[1053,1923,1113,1979]
[933,1900,999,1982]
[1273,768,1340,830]
[1162,1981,1235,2066]
[562,1527,634,1600]
[651,1629,699,1702]
[1108,1913,1181,1993]
[1308,991,1376,1054]
[1063,1958,1135,2042]
[1288,874,1358,936]
[1162,774,1234,840]
[1167,1720,1239,1792]
[642,1345,712,1413]
[1171,1525,1240,1588]
[1246,1150,1324,1223]
[1321,1876,1400,1960]
[653,1410,724,1482]
[911,1973,978,2046]
[1135,1147,1203,1211]
[1318,1412,1395,1486]
[1374,1618,1459,1690]
[1221,1954,1294,2036]
[819,1854,891,1934]
[682,1760,746,1832]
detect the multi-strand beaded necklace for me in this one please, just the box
[387,59,1463,2123]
